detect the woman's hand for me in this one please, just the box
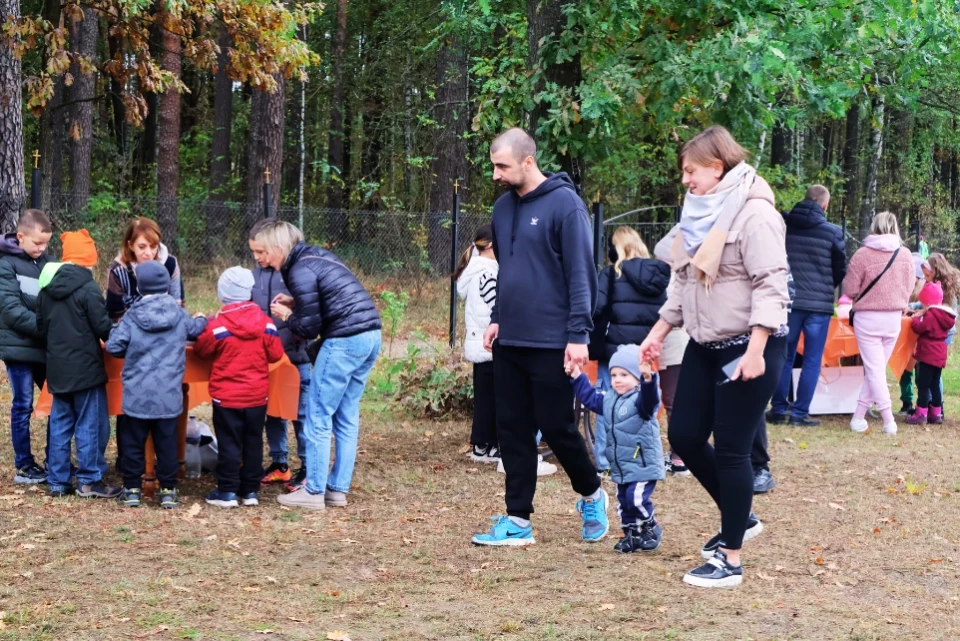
[271,302,293,321]
[639,319,672,365]
[272,293,294,308]
[731,349,766,382]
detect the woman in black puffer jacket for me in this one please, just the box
[255,221,382,510]
[590,226,670,470]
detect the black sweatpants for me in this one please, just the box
[668,336,786,550]
[118,416,179,490]
[471,361,498,447]
[752,417,770,472]
[212,404,267,495]
[494,343,600,519]
[916,361,943,408]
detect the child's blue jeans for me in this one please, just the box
[47,385,109,491]
[265,362,312,465]
[4,361,47,470]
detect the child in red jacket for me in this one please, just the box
[194,267,284,507]
[908,281,957,425]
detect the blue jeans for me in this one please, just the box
[592,361,611,470]
[771,311,831,419]
[265,362,312,465]
[47,386,109,491]
[305,330,381,495]
[4,361,47,470]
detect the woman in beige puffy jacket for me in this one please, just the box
[639,126,790,589]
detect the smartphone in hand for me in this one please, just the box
[717,356,742,386]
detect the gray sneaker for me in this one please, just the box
[325,490,348,507]
[78,481,122,499]
[753,468,776,494]
[277,486,326,510]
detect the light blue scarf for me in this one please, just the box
[679,162,755,255]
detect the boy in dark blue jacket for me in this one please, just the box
[568,344,665,553]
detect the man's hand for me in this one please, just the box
[483,323,499,352]
[564,343,589,371]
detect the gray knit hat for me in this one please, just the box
[608,344,643,382]
[135,260,170,296]
[217,266,255,304]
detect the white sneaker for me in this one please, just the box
[882,422,898,436]
[850,418,870,434]
[496,455,558,477]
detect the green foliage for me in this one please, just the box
[380,289,410,351]
[396,349,473,418]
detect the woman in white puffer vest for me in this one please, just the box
[455,225,557,476]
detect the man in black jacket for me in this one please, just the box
[472,128,606,548]
[769,185,846,428]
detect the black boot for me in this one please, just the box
[613,526,644,553]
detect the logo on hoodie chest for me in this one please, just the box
[530,217,539,226]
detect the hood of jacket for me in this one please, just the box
[456,255,498,299]
[125,294,182,333]
[925,305,958,331]
[0,232,25,257]
[863,234,902,252]
[619,258,670,297]
[744,174,776,209]
[505,172,580,256]
[783,200,828,230]
[217,302,267,340]
[39,263,92,300]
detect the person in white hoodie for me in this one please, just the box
[455,225,557,476]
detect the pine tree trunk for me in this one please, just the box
[207,31,234,256]
[427,26,469,269]
[0,0,24,232]
[841,102,860,224]
[108,34,127,155]
[156,6,182,251]
[859,95,884,234]
[326,0,349,211]
[527,0,583,182]
[245,78,285,226]
[68,8,98,212]
[770,124,791,168]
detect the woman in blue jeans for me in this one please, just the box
[255,221,383,511]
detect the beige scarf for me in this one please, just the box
[670,163,756,290]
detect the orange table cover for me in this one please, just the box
[33,346,301,420]
[798,317,917,379]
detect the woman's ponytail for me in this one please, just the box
[452,224,494,281]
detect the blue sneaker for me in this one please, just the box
[576,489,609,542]
[471,515,535,547]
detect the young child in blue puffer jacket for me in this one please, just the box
[568,344,665,553]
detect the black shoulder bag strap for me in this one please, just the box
[849,247,900,326]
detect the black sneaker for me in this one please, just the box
[205,490,239,508]
[470,444,501,463]
[120,488,142,507]
[753,468,776,494]
[78,481,122,499]
[665,456,691,477]
[898,404,916,416]
[613,526,643,553]
[49,486,74,498]
[285,467,307,492]
[701,513,763,559]
[14,463,47,485]
[240,492,259,507]
[683,549,743,588]
[789,416,821,427]
[639,520,663,551]
[765,410,787,425]
[159,488,179,509]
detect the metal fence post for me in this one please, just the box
[841,216,847,250]
[30,150,41,209]
[674,205,681,223]
[263,169,273,219]
[448,179,461,349]
[592,196,603,272]
[914,215,922,252]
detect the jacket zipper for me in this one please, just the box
[266,271,273,320]
[613,393,646,472]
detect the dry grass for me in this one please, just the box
[2,358,960,640]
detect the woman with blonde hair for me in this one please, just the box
[591,226,670,470]
[842,212,915,435]
[257,220,383,510]
[640,125,790,587]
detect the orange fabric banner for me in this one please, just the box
[798,317,917,379]
[34,346,301,420]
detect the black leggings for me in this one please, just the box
[916,362,943,408]
[668,336,786,550]
[471,362,497,446]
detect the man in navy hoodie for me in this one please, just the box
[471,128,607,547]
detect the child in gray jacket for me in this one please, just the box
[569,344,665,553]
[106,261,207,508]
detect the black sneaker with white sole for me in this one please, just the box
[470,444,501,463]
[683,549,743,588]
[700,513,763,559]
[14,463,47,484]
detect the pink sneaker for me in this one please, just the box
[907,407,928,425]
[929,406,943,424]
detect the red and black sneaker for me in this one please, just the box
[262,462,291,485]
[285,467,307,492]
